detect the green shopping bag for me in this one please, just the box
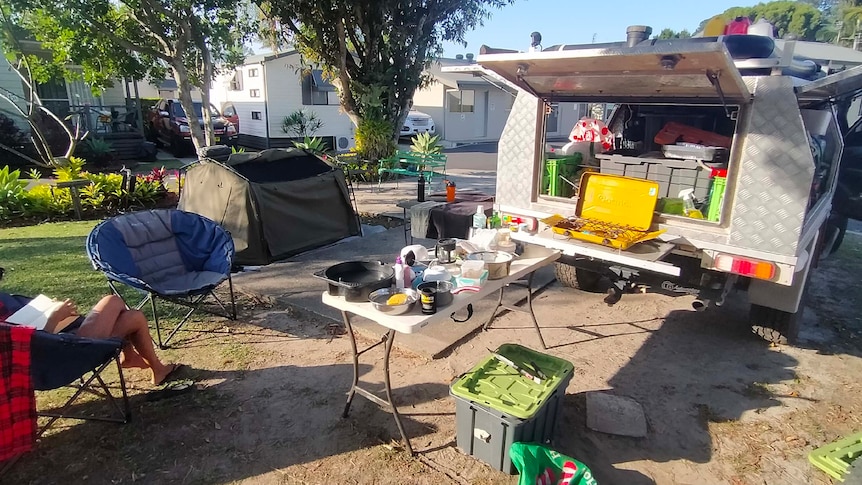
[509,442,598,485]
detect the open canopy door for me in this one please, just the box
[796,64,862,106]
[477,41,751,104]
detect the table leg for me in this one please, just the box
[481,272,547,349]
[339,312,415,455]
[403,207,410,245]
[382,329,413,455]
[342,311,360,418]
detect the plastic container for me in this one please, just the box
[456,269,488,287]
[748,18,775,37]
[450,344,574,474]
[706,171,728,222]
[543,156,581,198]
[680,188,705,219]
[394,257,405,289]
[472,205,487,230]
[662,143,717,161]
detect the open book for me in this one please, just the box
[4,294,78,333]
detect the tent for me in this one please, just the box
[179,148,360,265]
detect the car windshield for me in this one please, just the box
[171,102,220,118]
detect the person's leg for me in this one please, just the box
[76,295,177,385]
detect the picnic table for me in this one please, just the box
[377,151,447,190]
[321,244,561,455]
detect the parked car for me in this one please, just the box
[221,103,239,133]
[146,99,238,156]
[400,110,436,137]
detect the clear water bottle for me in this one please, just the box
[472,205,487,230]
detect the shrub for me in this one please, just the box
[354,117,395,161]
[0,166,28,220]
[410,132,442,156]
[282,109,323,138]
[78,138,115,168]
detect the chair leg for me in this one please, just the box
[150,294,165,349]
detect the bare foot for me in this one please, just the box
[151,363,182,386]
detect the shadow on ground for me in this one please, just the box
[9,364,450,484]
[548,304,799,484]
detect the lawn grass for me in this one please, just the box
[0,220,108,309]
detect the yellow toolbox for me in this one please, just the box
[541,172,665,250]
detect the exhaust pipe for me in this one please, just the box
[626,25,652,47]
[692,299,709,312]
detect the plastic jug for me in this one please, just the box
[725,16,751,35]
[703,16,727,37]
[679,189,704,219]
[749,18,774,37]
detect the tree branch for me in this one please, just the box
[0,142,44,166]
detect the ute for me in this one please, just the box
[146,99,238,156]
[449,27,862,344]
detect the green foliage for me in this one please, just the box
[258,0,516,140]
[410,132,442,156]
[27,168,42,180]
[656,28,692,39]
[354,117,395,161]
[0,166,28,220]
[0,161,174,223]
[281,109,323,137]
[78,138,115,168]
[230,145,246,154]
[292,136,329,155]
[53,156,86,182]
[698,1,823,40]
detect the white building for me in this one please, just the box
[210,51,354,151]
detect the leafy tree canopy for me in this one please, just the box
[257,0,516,144]
[1,0,254,152]
[655,28,692,39]
[697,1,823,40]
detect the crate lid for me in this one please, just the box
[575,172,659,231]
[450,344,573,420]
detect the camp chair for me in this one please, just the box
[0,327,129,476]
[87,209,236,349]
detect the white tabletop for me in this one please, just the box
[321,244,560,334]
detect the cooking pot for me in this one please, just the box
[417,280,454,307]
[313,261,394,302]
[466,251,514,280]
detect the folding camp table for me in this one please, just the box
[321,244,560,454]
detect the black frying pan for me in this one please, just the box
[313,261,394,302]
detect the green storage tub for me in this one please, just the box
[450,344,574,474]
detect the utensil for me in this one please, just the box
[368,288,419,315]
[435,238,457,264]
[417,280,454,307]
[467,251,514,280]
[313,261,395,302]
[487,348,543,384]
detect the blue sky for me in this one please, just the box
[441,0,761,57]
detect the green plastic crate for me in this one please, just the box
[451,343,574,420]
[809,432,862,481]
[450,344,574,474]
[543,155,582,198]
[706,176,727,222]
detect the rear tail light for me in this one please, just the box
[714,254,776,280]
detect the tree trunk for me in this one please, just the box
[200,50,215,147]
[172,62,205,156]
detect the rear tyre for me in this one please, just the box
[554,263,602,292]
[750,304,801,345]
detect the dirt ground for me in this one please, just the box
[7,234,862,484]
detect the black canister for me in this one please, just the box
[420,287,437,314]
[417,174,426,202]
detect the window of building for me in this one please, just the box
[251,111,262,120]
[248,68,259,78]
[447,90,475,113]
[250,89,261,98]
[229,70,243,91]
[302,69,336,106]
[505,93,516,110]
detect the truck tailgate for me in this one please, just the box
[512,228,680,276]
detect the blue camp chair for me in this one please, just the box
[87,209,236,348]
[0,324,129,476]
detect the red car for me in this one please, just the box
[146,99,238,156]
[221,103,239,133]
